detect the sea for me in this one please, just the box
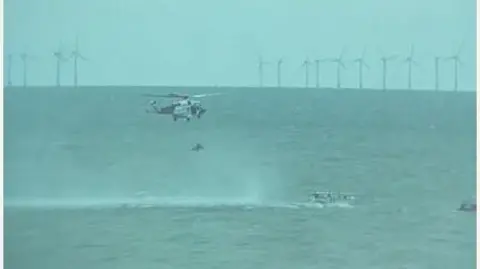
[3,86,477,269]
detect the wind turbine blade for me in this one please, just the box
[339,46,346,60]
[410,44,415,58]
[377,47,385,57]
[301,57,310,67]
[75,35,79,51]
[387,54,398,61]
[79,54,87,60]
[321,58,335,62]
[21,53,34,61]
[58,41,67,56]
[257,56,264,67]
[455,39,465,56]
[363,61,370,69]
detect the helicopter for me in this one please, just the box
[144,92,220,122]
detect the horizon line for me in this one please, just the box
[2,85,477,93]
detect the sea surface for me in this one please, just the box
[4,86,477,269]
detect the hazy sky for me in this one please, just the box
[4,0,476,90]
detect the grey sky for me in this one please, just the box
[4,0,476,90]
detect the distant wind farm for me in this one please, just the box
[5,37,87,88]
[4,40,469,91]
[257,43,468,92]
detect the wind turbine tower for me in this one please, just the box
[314,59,320,88]
[404,45,418,90]
[20,53,31,88]
[53,47,68,87]
[258,57,269,87]
[325,49,346,89]
[301,58,311,88]
[71,37,87,87]
[445,46,463,91]
[277,58,283,87]
[353,48,369,89]
[313,58,331,88]
[380,54,397,91]
[7,54,12,86]
[434,56,441,91]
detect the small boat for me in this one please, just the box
[309,191,356,205]
[458,199,476,212]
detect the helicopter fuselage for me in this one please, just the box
[151,98,206,122]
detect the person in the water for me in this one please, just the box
[191,143,204,151]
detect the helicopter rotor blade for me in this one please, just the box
[191,93,223,98]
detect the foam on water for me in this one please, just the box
[4,197,354,210]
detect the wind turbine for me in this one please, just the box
[380,53,397,91]
[53,45,68,87]
[312,58,330,88]
[70,37,87,87]
[277,58,283,88]
[434,56,443,91]
[20,52,33,88]
[353,48,369,89]
[313,59,320,88]
[301,57,311,88]
[313,59,328,88]
[404,45,418,90]
[324,49,346,89]
[6,54,12,86]
[258,57,269,87]
[444,44,463,91]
